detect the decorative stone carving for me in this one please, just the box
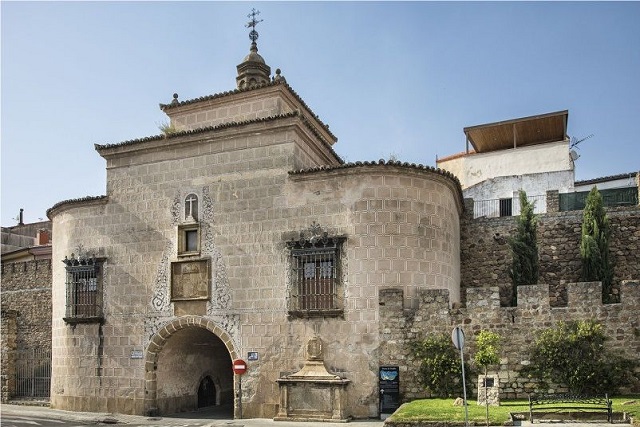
[171,259,211,301]
[275,337,350,421]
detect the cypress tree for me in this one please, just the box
[580,186,614,302]
[508,191,539,306]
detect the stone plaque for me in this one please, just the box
[171,259,210,301]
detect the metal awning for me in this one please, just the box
[463,110,568,154]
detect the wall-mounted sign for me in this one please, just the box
[130,350,143,359]
[248,351,259,361]
[233,359,248,375]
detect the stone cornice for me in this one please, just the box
[94,112,342,163]
[289,160,465,214]
[47,196,108,220]
[159,80,337,142]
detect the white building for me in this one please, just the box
[437,110,575,217]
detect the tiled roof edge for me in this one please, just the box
[159,80,337,141]
[575,171,639,187]
[94,111,342,163]
[289,160,464,210]
[47,196,108,220]
[95,112,300,151]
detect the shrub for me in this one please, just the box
[411,333,472,397]
[474,330,502,426]
[524,320,637,395]
[580,186,614,302]
[474,330,501,373]
[508,190,539,306]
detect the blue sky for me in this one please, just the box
[2,1,639,226]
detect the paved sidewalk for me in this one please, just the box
[0,404,385,427]
[0,404,631,427]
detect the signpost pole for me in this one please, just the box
[238,375,242,419]
[232,359,247,419]
[452,327,469,427]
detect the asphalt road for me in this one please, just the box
[0,404,629,427]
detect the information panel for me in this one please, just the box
[379,366,400,415]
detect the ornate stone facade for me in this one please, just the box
[47,56,463,418]
[39,25,639,421]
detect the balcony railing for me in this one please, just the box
[559,187,638,211]
[473,194,546,219]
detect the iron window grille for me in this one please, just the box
[499,198,513,217]
[62,254,103,323]
[287,233,345,318]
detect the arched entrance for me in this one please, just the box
[144,316,238,417]
[198,375,216,408]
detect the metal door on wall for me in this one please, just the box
[14,348,51,398]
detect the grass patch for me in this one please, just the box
[388,396,640,425]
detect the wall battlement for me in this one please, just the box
[379,280,640,399]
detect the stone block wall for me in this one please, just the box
[1,310,18,403]
[461,202,640,306]
[379,280,640,401]
[0,260,52,351]
[170,93,286,131]
[52,106,463,419]
[0,259,52,403]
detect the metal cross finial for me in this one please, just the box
[246,8,262,42]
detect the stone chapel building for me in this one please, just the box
[47,24,464,419]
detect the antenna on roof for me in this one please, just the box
[569,133,594,149]
[569,134,593,163]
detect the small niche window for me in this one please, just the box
[178,223,200,256]
[185,193,199,222]
[286,226,345,318]
[62,253,103,323]
[499,198,513,217]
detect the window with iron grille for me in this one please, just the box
[62,255,103,323]
[287,234,345,318]
[499,198,513,217]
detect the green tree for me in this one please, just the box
[580,186,614,302]
[474,331,501,426]
[508,190,539,306]
[524,320,636,395]
[411,334,472,398]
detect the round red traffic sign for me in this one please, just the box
[232,359,247,375]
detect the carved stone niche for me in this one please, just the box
[275,337,350,422]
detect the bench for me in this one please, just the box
[528,393,612,423]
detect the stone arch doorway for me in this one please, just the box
[144,316,237,416]
[197,375,216,408]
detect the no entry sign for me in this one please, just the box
[232,359,247,375]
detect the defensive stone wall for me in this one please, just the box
[461,202,640,306]
[0,259,52,403]
[1,310,18,403]
[379,280,640,401]
[0,259,52,350]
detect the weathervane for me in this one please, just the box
[246,8,263,43]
